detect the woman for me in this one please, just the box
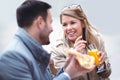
[51,5,111,80]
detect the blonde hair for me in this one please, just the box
[59,5,102,50]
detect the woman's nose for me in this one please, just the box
[66,25,72,29]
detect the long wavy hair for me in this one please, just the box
[59,5,103,50]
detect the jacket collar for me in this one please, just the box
[15,28,50,71]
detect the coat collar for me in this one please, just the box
[15,28,50,71]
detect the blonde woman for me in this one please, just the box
[51,5,111,80]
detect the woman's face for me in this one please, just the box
[61,15,84,42]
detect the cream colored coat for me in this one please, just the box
[51,34,111,80]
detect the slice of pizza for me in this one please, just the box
[65,48,95,69]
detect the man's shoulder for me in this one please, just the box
[0,38,31,61]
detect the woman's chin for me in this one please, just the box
[68,37,76,42]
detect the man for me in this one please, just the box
[0,0,92,80]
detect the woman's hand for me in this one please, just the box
[74,36,87,53]
[98,51,107,66]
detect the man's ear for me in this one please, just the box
[36,16,44,29]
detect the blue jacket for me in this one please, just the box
[0,28,70,80]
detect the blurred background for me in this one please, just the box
[0,0,120,80]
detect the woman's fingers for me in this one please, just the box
[75,44,86,52]
[74,37,87,52]
[75,36,83,43]
[98,51,107,65]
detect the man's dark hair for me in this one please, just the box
[16,0,51,28]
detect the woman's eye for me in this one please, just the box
[71,21,76,25]
[62,23,67,27]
